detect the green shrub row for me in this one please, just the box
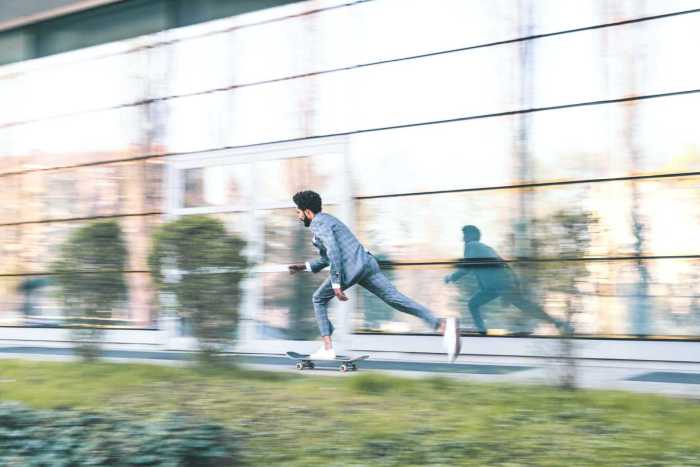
[0,402,240,466]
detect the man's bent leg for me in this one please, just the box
[312,277,336,337]
[359,271,441,330]
[468,290,499,334]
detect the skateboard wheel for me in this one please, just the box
[296,362,304,370]
[339,363,348,372]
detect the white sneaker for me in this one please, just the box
[443,317,461,363]
[309,346,336,360]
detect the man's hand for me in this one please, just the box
[334,288,349,301]
[288,264,306,275]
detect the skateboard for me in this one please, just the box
[286,351,369,372]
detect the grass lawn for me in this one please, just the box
[0,359,698,466]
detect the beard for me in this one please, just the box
[301,212,312,227]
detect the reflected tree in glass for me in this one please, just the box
[532,208,598,388]
[149,215,248,362]
[51,220,129,360]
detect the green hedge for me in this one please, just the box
[0,402,240,466]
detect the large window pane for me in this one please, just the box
[183,164,253,209]
[164,90,233,153]
[356,191,520,262]
[347,45,519,130]
[30,106,147,161]
[256,153,344,207]
[165,30,235,97]
[25,49,151,122]
[230,15,313,85]
[530,94,700,182]
[531,15,700,108]
[354,0,518,64]
[532,177,700,258]
[228,81,303,147]
[349,118,516,197]
[635,176,700,257]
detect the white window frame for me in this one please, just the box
[164,136,354,354]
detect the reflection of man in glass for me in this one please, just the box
[444,225,570,335]
[288,191,460,361]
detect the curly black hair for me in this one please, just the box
[292,191,322,213]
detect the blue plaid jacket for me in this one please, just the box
[307,212,372,289]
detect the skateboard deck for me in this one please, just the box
[286,351,369,372]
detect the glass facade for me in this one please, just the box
[1,1,698,339]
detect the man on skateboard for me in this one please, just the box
[444,225,572,335]
[288,191,460,362]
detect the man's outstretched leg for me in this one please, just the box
[359,261,461,361]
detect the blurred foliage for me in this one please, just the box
[149,215,248,362]
[0,402,240,466]
[531,208,598,388]
[531,208,598,295]
[50,220,129,360]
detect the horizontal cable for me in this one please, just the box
[377,254,700,269]
[0,211,162,228]
[0,153,164,178]
[355,171,700,200]
[1,270,149,278]
[2,254,698,278]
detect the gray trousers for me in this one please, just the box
[312,257,441,336]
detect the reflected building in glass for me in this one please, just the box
[1,1,699,345]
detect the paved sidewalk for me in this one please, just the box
[0,345,698,398]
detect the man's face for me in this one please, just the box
[296,208,312,227]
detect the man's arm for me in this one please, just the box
[444,244,473,284]
[289,254,328,275]
[445,266,470,283]
[308,250,329,273]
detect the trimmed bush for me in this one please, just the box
[0,402,240,466]
[51,220,129,360]
[149,215,248,362]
